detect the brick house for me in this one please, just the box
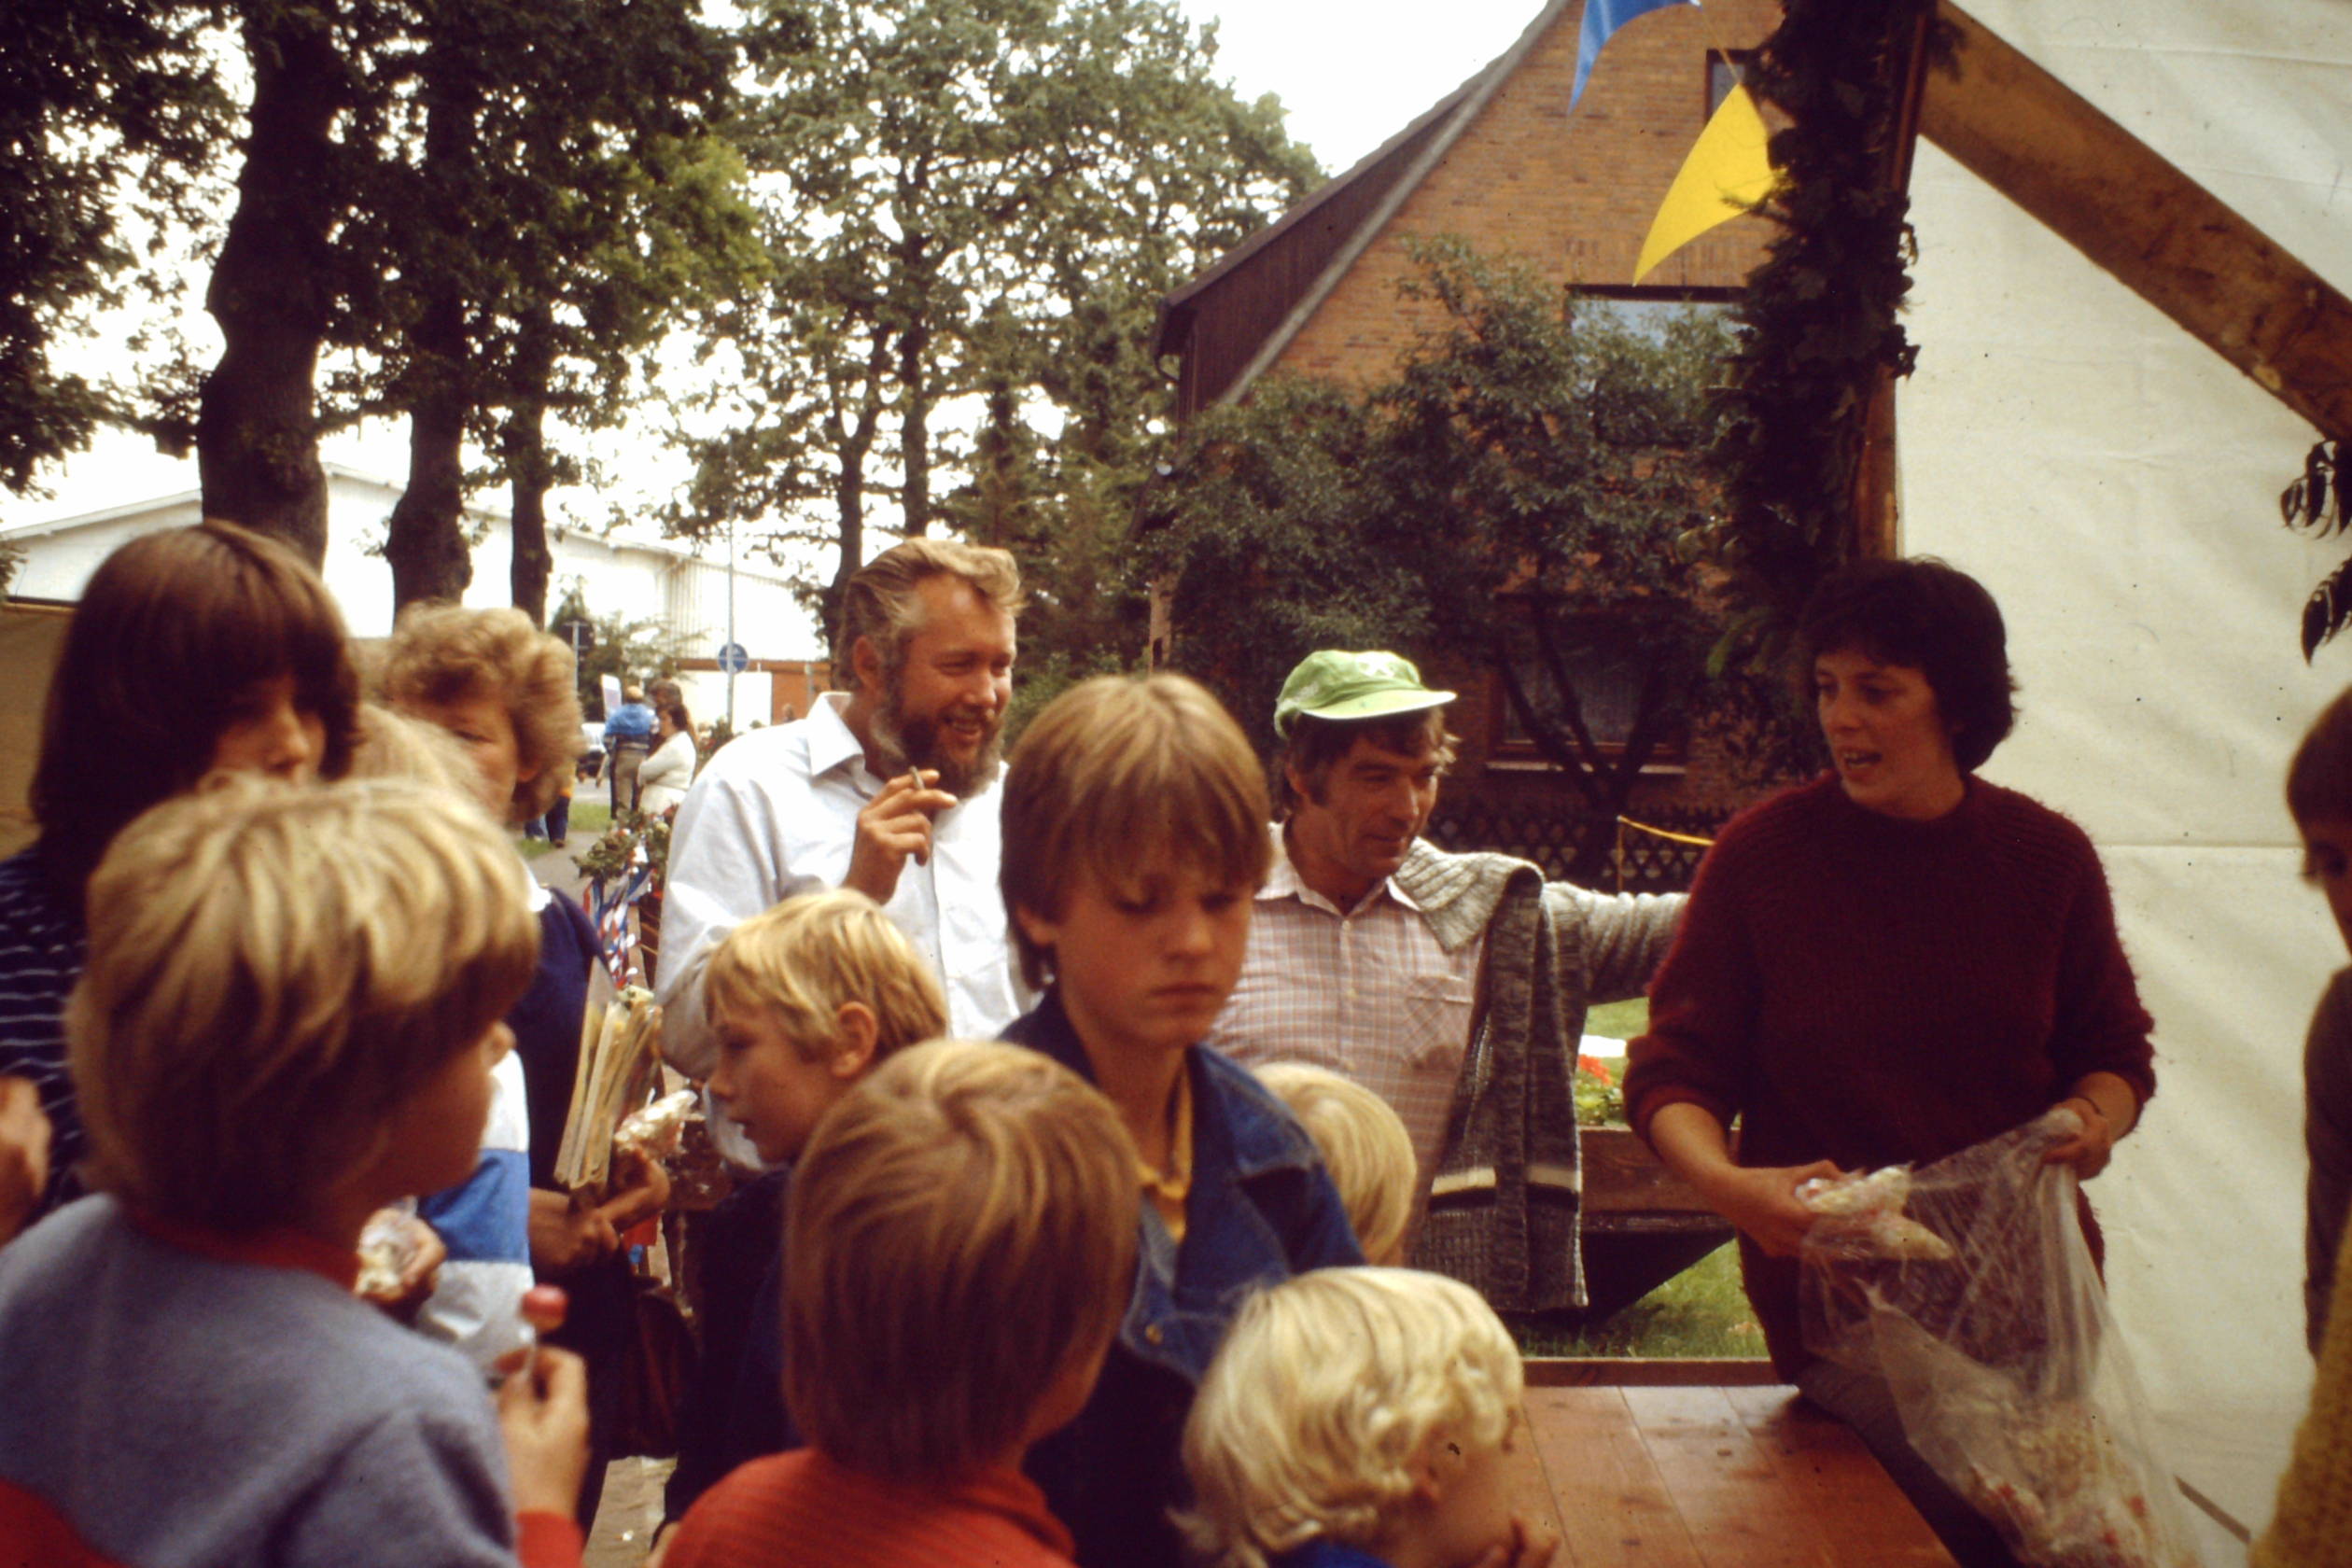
[1156,0,1790,885]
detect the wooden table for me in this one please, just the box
[1501,1367,1960,1566]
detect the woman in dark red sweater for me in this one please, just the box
[1623,557,2155,1568]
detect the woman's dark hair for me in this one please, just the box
[659,697,693,736]
[1797,556,2016,772]
[31,520,360,904]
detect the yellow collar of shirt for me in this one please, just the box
[1139,1066,1195,1244]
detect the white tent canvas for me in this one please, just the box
[1897,0,2352,1548]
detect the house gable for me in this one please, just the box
[1166,0,1782,411]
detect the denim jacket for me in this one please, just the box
[1006,989,1362,1568]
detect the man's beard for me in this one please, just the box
[870,684,1004,798]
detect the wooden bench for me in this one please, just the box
[1578,1126,1738,1323]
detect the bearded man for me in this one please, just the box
[658,539,1027,1075]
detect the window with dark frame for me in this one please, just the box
[1705,49,1757,119]
[1486,637,1689,768]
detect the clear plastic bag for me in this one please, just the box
[1799,1108,2205,1568]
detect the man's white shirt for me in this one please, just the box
[656,692,1026,1078]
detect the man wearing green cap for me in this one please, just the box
[1206,649,1684,1312]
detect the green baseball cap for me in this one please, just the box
[1273,651,1455,737]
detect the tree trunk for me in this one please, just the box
[195,7,344,567]
[819,322,892,660]
[897,317,931,536]
[823,423,870,659]
[386,370,472,610]
[506,307,556,626]
[385,35,478,612]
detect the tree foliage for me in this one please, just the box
[9,0,756,607]
[328,0,755,613]
[1706,0,1947,666]
[550,582,683,721]
[0,0,229,497]
[672,0,1319,654]
[1147,244,1778,879]
[2284,439,2352,660]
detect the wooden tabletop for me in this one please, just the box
[1502,1378,1960,1567]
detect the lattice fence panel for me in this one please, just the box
[1426,799,1724,894]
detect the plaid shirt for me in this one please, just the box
[1205,828,1485,1183]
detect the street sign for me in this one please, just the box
[716,641,750,674]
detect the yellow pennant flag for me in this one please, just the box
[1634,83,1775,283]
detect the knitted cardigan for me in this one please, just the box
[1401,842,1682,1312]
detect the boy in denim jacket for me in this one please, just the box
[999,674,1363,1568]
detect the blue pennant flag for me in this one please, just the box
[1572,0,1701,108]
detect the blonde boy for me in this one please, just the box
[661,1040,1139,1567]
[1254,1062,1417,1266]
[0,775,590,1567]
[999,673,1364,1568]
[1181,1268,1555,1568]
[702,888,950,1166]
[656,887,951,1533]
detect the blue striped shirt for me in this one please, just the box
[0,848,85,1217]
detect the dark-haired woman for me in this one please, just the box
[0,520,360,1231]
[1624,556,2155,1567]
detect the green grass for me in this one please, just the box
[1556,996,1763,1356]
[1517,1243,1765,1359]
[1584,997,1649,1040]
[516,800,610,862]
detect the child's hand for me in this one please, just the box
[0,1077,51,1246]
[595,1145,671,1234]
[528,1187,620,1275]
[1463,1515,1558,1568]
[494,1343,590,1518]
[355,1211,446,1320]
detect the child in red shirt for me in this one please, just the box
[661,1040,1140,1568]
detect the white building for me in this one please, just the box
[0,462,823,725]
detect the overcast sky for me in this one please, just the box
[12,0,1550,531]
[1173,0,1540,175]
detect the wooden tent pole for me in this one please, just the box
[1923,0,2352,444]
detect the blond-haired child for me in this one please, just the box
[703,888,951,1165]
[1254,1062,1417,1266]
[1182,1268,1554,1568]
[0,774,590,1566]
[661,1039,1139,1567]
[658,888,950,1532]
[999,673,1364,1568]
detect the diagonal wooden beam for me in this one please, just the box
[1921,0,2352,442]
